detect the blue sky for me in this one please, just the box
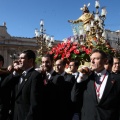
[0,0,120,41]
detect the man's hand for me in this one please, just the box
[13,60,23,74]
[68,20,73,23]
[77,67,91,83]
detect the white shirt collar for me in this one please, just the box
[95,69,106,77]
[72,72,79,78]
[46,69,54,80]
[46,69,54,75]
[72,72,78,75]
[23,67,33,76]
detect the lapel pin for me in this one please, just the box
[25,79,27,82]
[111,80,115,84]
[44,79,47,85]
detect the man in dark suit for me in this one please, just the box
[112,57,120,74]
[0,55,11,120]
[104,54,113,72]
[55,59,76,120]
[69,59,81,120]
[71,49,120,120]
[69,60,80,79]
[41,54,66,120]
[1,50,44,120]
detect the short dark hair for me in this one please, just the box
[91,49,107,59]
[56,59,66,66]
[42,54,54,62]
[107,54,113,66]
[0,55,4,66]
[62,59,66,66]
[113,57,120,61]
[70,59,80,67]
[22,50,36,62]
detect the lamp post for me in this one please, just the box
[10,51,19,62]
[35,20,54,57]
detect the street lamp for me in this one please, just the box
[10,51,19,62]
[35,19,54,56]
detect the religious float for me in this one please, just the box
[48,1,119,67]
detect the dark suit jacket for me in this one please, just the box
[71,71,120,120]
[43,70,66,120]
[0,72,10,120]
[1,68,44,120]
[63,72,76,120]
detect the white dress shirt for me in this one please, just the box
[72,72,79,79]
[95,69,109,100]
[46,69,54,80]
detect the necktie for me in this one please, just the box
[18,72,26,89]
[95,74,101,102]
[46,73,51,80]
[95,74,101,85]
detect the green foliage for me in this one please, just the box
[35,56,42,65]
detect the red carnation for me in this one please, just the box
[66,52,70,58]
[74,49,80,54]
[85,48,92,54]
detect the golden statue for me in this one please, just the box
[68,3,94,29]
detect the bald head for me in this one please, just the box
[55,59,66,74]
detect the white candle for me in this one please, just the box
[71,37,74,42]
[102,31,106,38]
[101,8,107,16]
[95,1,100,8]
[86,25,90,32]
[35,29,40,37]
[79,29,84,35]
[94,14,99,21]
[90,20,94,27]
[50,36,54,42]
[40,20,44,26]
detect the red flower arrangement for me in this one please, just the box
[48,39,92,65]
[48,37,119,65]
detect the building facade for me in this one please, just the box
[105,29,120,50]
[0,23,61,67]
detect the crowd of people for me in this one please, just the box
[0,49,120,120]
